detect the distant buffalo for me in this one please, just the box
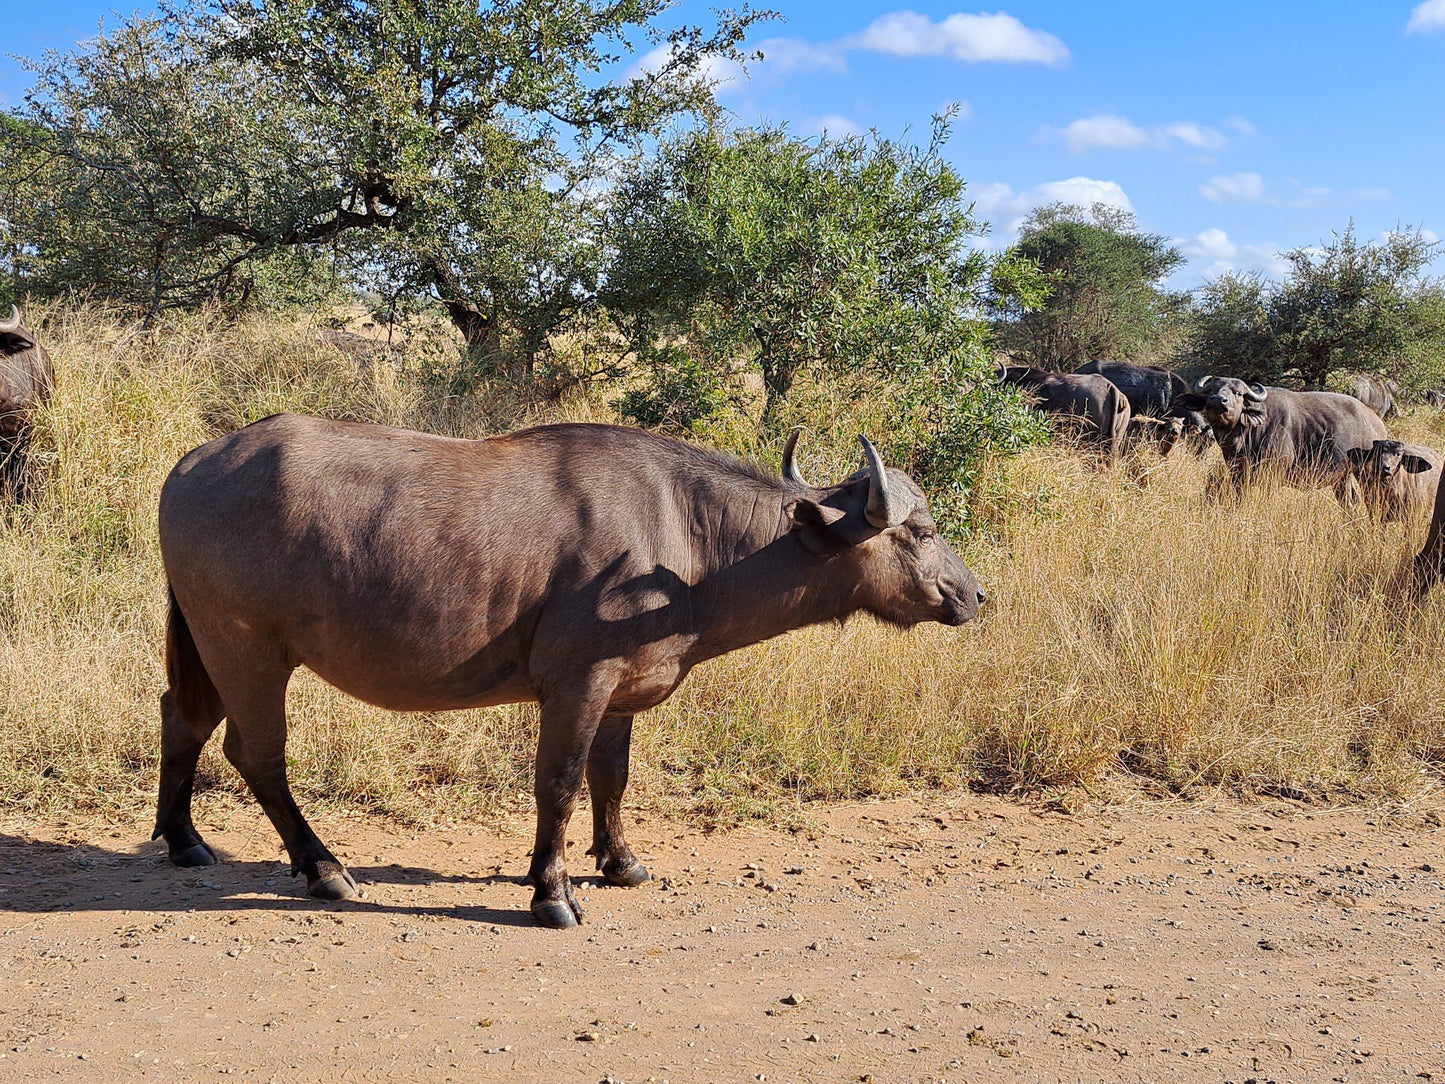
[1194,376,1387,504]
[1343,372,1401,420]
[1074,359,1189,418]
[0,306,55,502]
[1126,391,1215,458]
[1000,366,1131,461]
[1346,439,1440,523]
[154,418,985,928]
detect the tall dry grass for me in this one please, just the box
[2,305,1444,825]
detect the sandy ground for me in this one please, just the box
[1,792,1443,1083]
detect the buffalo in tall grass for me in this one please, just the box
[1194,376,1388,505]
[0,306,55,503]
[1000,366,1131,462]
[153,417,983,927]
[1347,439,1440,523]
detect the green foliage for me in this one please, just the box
[604,115,1049,536]
[1,0,758,357]
[615,345,735,435]
[1187,224,1443,390]
[992,202,1185,371]
[1187,272,1277,383]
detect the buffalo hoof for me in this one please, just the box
[169,842,217,868]
[531,899,580,929]
[307,869,359,901]
[603,861,651,888]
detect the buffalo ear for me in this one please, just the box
[787,497,847,530]
[0,332,35,352]
[1401,454,1435,474]
[1345,447,1373,471]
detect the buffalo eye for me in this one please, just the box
[917,529,936,547]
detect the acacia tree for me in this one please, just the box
[1187,225,1442,389]
[992,203,1184,371]
[604,116,1036,425]
[603,117,1049,534]
[2,0,758,360]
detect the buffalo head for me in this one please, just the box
[1348,439,1434,481]
[782,430,984,628]
[1194,375,1267,430]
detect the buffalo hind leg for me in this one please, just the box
[220,673,357,901]
[586,714,648,887]
[527,688,611,928]
[153,689,223,867]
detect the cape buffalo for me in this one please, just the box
[1000,366,1131,461]
[0,306,55,502]
[1346,439,1440,523]
[1193,376,1388,504]
[155,417,985,928]
[1343,372,1401,420]
[1074,359,1189,418]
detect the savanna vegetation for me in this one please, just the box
[4,0,1445,825]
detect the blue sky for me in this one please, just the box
[4,1,1442,288]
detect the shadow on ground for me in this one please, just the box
[0,831,562,927]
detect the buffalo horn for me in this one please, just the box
[0,306,19,332]
[1193,374,1216,392]
[781,427,810,487]
[859,435,909,528]
[1244,383,1268,402]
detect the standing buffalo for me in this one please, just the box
[1193,376,1388,504]
[154,418,985,928]
[1074,359,1189,418]
[1346,440,1440,523]
[1000,366,1131,461]
[0,306,56,502]
[1343,372,1401,420]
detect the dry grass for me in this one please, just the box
[3,305,1444,826]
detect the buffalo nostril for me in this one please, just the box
[976,588,987,606]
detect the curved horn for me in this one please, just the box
[1193,374,1216,392]
[1244,383,1268,402]
[781,427,809,487]
[0,306,19,332]
[859,435,909,529]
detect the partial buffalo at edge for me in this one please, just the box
[0,305,56,503]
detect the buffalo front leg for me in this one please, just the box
[219,673,357,901]
[153,689,223,867]
[527,689,612,929]
[585,714,649,888]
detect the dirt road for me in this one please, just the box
[1,793,1442,1083]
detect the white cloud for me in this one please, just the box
[1034,177,1134,212]
[1159,121,1228,152]
[854,10,1070,65]
[805,114,863,138]
[1170,229,1290,284]
[1200,171,1265,203]
[1062,114,1151,152]
[1057,113,1229,154]
[1407,0,1445,33]
[1223,115,1257,137]
[626,44,748,92]
[971,176,1134,240]
[752,37,848,76]
[1184,228,1237,261]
